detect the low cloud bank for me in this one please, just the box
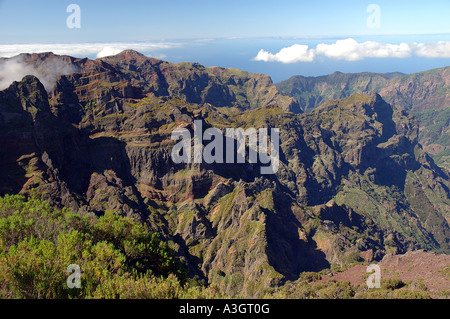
[254,38,450,63]
[0,41,181,60]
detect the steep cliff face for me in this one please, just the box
[276,71,393,112]
[277,67,450,173]
[0,52,449,297]
[277,67,449,113]
[379,67,450,112]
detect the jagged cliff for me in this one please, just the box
[277,67,450,172]
[0,52,449,297]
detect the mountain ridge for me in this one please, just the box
[277,66,450,172]
[276,66,449,112]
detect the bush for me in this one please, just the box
[382,277,406,290]
[299,272,321,283]
[0,195,188,299]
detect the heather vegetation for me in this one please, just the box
[268,276,432,299]
[0,194,218,299]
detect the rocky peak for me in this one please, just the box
[3,75,50,117]
[115,49,148,60]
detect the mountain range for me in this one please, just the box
[0,50,449,298]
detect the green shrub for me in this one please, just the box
[382,277,406,290]
[0,195,188,299]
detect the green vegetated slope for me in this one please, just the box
[0,52,449,298]
[412,108,450,172]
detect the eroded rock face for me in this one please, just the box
[276,67,450,173]
[1,52,449,297]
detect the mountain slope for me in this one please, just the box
[277,67,449,113]
[276,71,394,112]
[0,52,449,297]
[277,67,450,172]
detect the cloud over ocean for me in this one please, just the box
[254,38,450,63]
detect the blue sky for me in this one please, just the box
[1,0,449,41]
[0,0,450,82]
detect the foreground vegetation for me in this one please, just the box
[0,195,436,299]
[0,194,218,298]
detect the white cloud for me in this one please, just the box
[316,38,413,61]
[96,47,123,58]
[0,58,33,91]
[0,55,78,91]
[0,41,182,59]
[254,44,315,63]
[254,38,450,63]
[414,41,450,58]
